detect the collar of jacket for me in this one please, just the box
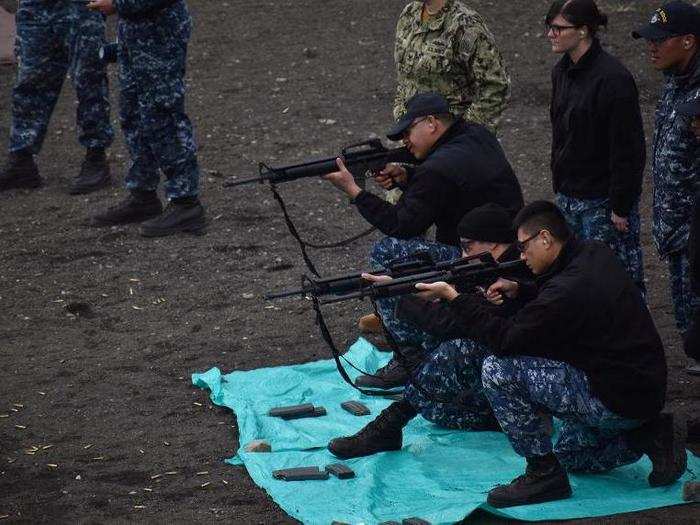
[424,118,467,158]
[664,49,700,88]
[408,0,455,32]
[561,38,602,75]
[535,236,581,285]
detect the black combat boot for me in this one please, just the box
[92,190,163,226]
[69,148,110,195]
[628,412,687,487]
[139,196,206,237]
[328,400,417,459]
[0,150,41,191]
[487,452,572,508]
[354,347,424,389]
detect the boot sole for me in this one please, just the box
[91,211,162,227]
[487,485,572,508]
[68,178,111,195]
[139,217,207,238]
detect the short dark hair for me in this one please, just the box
[545,0,608,36]
[514,200,572,242]
[433,112,456,126]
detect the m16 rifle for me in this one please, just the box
[265,252,525,304]
[264,251,459,301]
[223,139,412,187]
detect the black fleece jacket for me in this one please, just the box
[551,39,646,216]
[353,120,523,247]
[447,238,667,420]
[396,244,531,340]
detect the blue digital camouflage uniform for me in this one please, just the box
[10,0,113,154]
[370,236,496,429]
[114,0,200,200]
[651,56,700,332]
[482,355,644,472]
[555,194,646,295]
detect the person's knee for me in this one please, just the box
[481,355,513,390]
[369,237,399,267]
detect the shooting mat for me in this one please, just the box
[193,338,699,524]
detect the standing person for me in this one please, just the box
[678,98,700,374]
[0,0,113,195]
[88,0,206,237]
[393,0,510,131]
[416,201,686,507]
[633,1,700,365]
[546,0,647,293]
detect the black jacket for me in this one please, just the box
[551,39,646,216]
[353,120,523,247]
[396,244,532,340]
[447,238,667,420]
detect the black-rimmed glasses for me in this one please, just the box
[515,231,541,253]
[545,23,577,37]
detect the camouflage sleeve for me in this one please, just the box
[392,6,412,120]
[457,28,510,131]
[114,0,176,16]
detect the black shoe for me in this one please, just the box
[69,152,110,195]
[0,152,41,191]
[355,347,424,389]
[92,192,163,226]
[487,453,572,508]
[139,198,206,237]
[628,412,687,487]
[328,400,416,459]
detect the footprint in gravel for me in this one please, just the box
[65,302,97,319]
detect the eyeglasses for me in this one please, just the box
[403,116,429,137]
[545,23,577,37]
[459,238,475,252]
[515,231,541,253]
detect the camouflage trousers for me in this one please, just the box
[117,3,200,200]
[370,237,495,429]
[369,236,461,349]
[482,356,643,473]
[404,338,498,429]
[555,194,646,295]
[11,0,113,154]
[668,249,700,333]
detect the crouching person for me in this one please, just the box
[328,204,528,458]
[426,201,686,507]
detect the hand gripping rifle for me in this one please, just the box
[225,139,414,277]
[319,253,525,304]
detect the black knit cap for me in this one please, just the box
[458,203,515,243]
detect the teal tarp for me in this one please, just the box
[192,338,698,524]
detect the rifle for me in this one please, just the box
[265,252,526,303]
[223,139,413,187]
[318,253,525,304]
[264,251,456,301]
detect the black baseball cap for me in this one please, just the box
[387,92,451,141]
[678,98,700,117]
[632,1,700,41]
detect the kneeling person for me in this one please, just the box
[431,201,686,507]
[329,204,525,459]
